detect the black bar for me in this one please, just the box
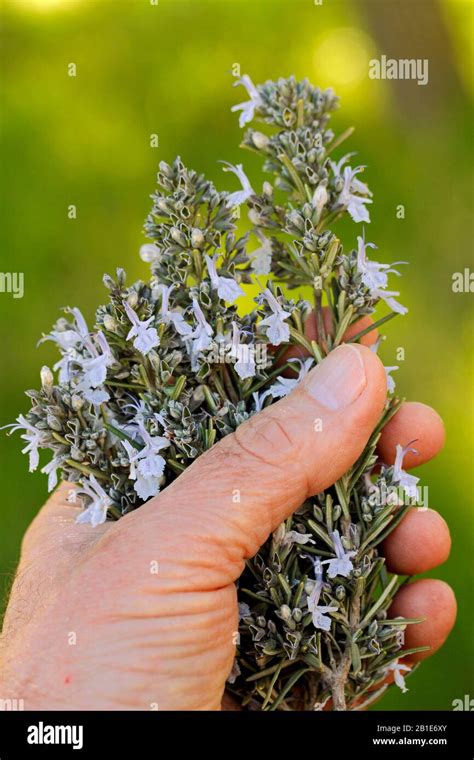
[0,710,471,757]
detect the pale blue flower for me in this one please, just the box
[330,154,372,223]
[238,602,251,620]
[75,331,114,405]
[385,365,399,394]
[357,233,408,315]
[393,443,420,500]
[231,74,262,127]
[323,530,356,579]
[259,289,291,346]
[306,560,338,632]
[190,298,213,350]
[2,414,45,472]
[205,255,244,304]
[75,475,113,527]
[41,456,63,492]
[122,422,170,502]
[262,358,314,401]
[230,322,256,379]
[41,308,93,382]
[281,530,315,547]
[387,660,411,693]
[123,301,160,355]
[158,284,190,334]
[250,233,273,275]
[222,162,254,207]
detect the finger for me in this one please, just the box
[382,507,451,575]
[283,309,378,366]
[377,401,445,469]
[135,344,387,584]
[389,579,457,662]
[330,577,456,710]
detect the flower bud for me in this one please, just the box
[140,244,160,263]
[262,181,273,198]
[127,292,138,308]
[248,209,261,225]
[332,504,342,521]
[251,131,270,150]
[40,365,54,389]
[279,604,292,621]
[190,228,205,248]
[103,314,117,332]
[335,585,346,601]
[273,523,286,544]
[313,505,324,522]
[368,620,378,637]
[170,227,187,247]
[71,394,85,411]
[156,198,171,213]
[158,160,173,176]
[47,413,63,432]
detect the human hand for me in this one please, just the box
[0,344,455,710]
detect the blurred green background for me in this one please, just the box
[0,0,472,710]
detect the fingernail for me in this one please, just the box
[303,344,367,410]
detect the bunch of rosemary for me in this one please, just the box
[6,75,426,710]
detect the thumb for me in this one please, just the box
[136,344,387,582]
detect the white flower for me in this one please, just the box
[330,153,372,223]
[222,162,254,207]
[40,308,93,383]
[385,365,399,394]
[204,255,244,304]
[122,422,170,502]
[41,456,62,492]
[2,414,45,472]
[322,530,356,579]
[393,443,420,500]
[356,233,408,315]
[387,660,411,693]
[83,387,110,406]
[231,74,262,127]
[238,602,251,620]
[262,358,314,402]
[227,658,242,684]
[306,560,338,632]
[68,307,92,348]
[250,234,273,275]
[230,322,256,379]
[77,332,114,388]
[75,331,114,405]
[123,301,160,356]
[272,522,314,547]
[259,289,291,346]
[252,391,267,412]
[181,299,214,369]
[282,530,315,547]
[313,696,331,711]
[75,475,113,527]
[158,284,190,334]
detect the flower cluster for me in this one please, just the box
[5,75,421,711]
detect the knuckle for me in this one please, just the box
[229,410,296,471]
